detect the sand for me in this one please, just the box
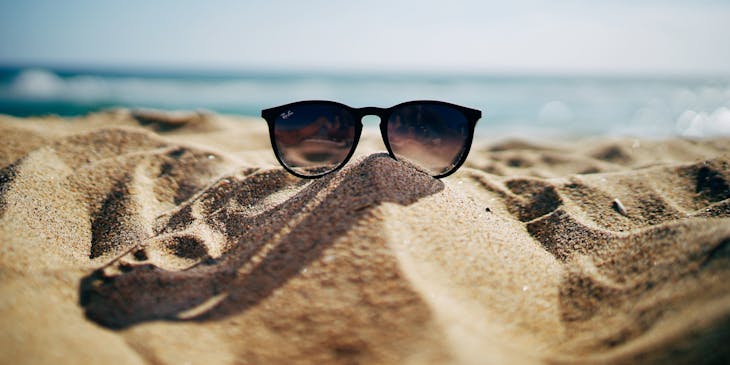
[0,109,728,365]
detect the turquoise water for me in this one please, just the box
[1,66,728,138]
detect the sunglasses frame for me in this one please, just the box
[261,100,482,179]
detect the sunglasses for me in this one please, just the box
[261,100,482,178]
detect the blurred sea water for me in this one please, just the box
[1,66,729,139]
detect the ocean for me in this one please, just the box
[1,66,728,139]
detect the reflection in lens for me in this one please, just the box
[387,103,470,176]
[274,104,356,176]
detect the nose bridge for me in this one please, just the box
[356,106,385,118]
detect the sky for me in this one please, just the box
[1,0,730,75]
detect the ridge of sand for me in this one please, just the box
[1,110,728,365]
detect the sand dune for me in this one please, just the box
[1,110,728,364]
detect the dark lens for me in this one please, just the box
[273,103,357,176]
[386,103,470,176]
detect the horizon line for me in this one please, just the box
[1,60,730,80]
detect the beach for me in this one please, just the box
[1,109,729,364]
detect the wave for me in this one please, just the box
[2,68,730,137]
[3,68,328,108]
